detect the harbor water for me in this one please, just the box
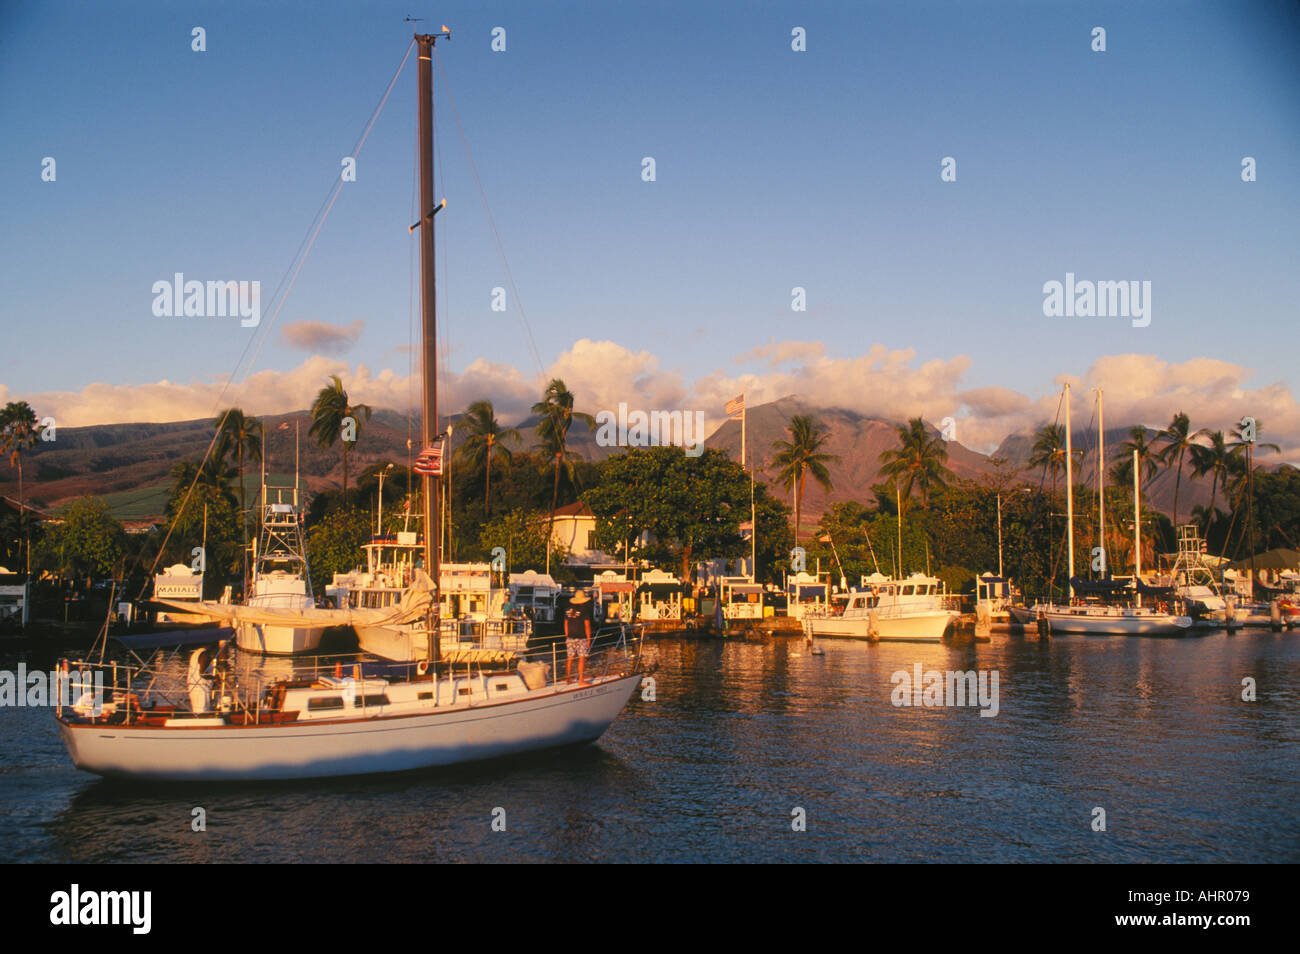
[1,630,1296,863]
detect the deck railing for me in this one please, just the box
[57,623,644,723]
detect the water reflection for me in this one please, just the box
[3,630,1297,862]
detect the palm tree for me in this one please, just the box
[1110,425,1160,488]
[309,375,372,505]
[0,401,40,569]
[878,417,952,516]
[532,379,595,544]
[213,408,262,542]
[456,400,519,516]
[1029,421,1085,592]
[1225,419,1280,559]
[1028,423,1068,498]
[1188,430,1232,534]
[1156,412,1204,530]
[772,414,838,545]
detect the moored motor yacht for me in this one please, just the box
[803,572,959,641]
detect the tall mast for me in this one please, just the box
[996,492,1003,578]
[416,29,449,660]
[1096,388,1104,577]
[1133,449,1141,606]
[743,398,755,582]
[1064,383,1075,599]
[897,482,903,576]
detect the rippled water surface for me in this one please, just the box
[2,631,1297,863]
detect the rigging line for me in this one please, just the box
[1077,398,1097,492]
[221,38,418,415]
[432,45,547,385]
[136,40,417,597]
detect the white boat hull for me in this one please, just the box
[235,621,328,656]
[1042,608,1193,636]
[355,621,424,661]
[59,672,642,782]
[806,611,957,641]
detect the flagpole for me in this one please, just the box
[746,398,755,582]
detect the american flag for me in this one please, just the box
[413,439,445,476]
[724,394,744,418]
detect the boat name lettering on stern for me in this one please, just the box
[890,664,999,717]
[49,884,151,935]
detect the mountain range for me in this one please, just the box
[0,397,1220,523]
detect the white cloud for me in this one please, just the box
[15,343,1300,463]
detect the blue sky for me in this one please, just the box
[2,0,1299,454]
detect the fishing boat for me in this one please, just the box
[1160,525,1241,629]
[56,29,642,781]
[803,572,959,641]
[353,562,530,661]
[327,530,422,611]
[234,478,328,655]
[156,431,333,654]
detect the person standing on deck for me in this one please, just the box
[187,647,214,713]
[564,590,593,685]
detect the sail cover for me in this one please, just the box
[158,569,437,628]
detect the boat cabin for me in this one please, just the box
[859,572,953,612]
[508,570,561,622]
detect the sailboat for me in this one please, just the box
[55,30,643,781]
[1161,524,1242,629]
[1039,387,1192,636]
